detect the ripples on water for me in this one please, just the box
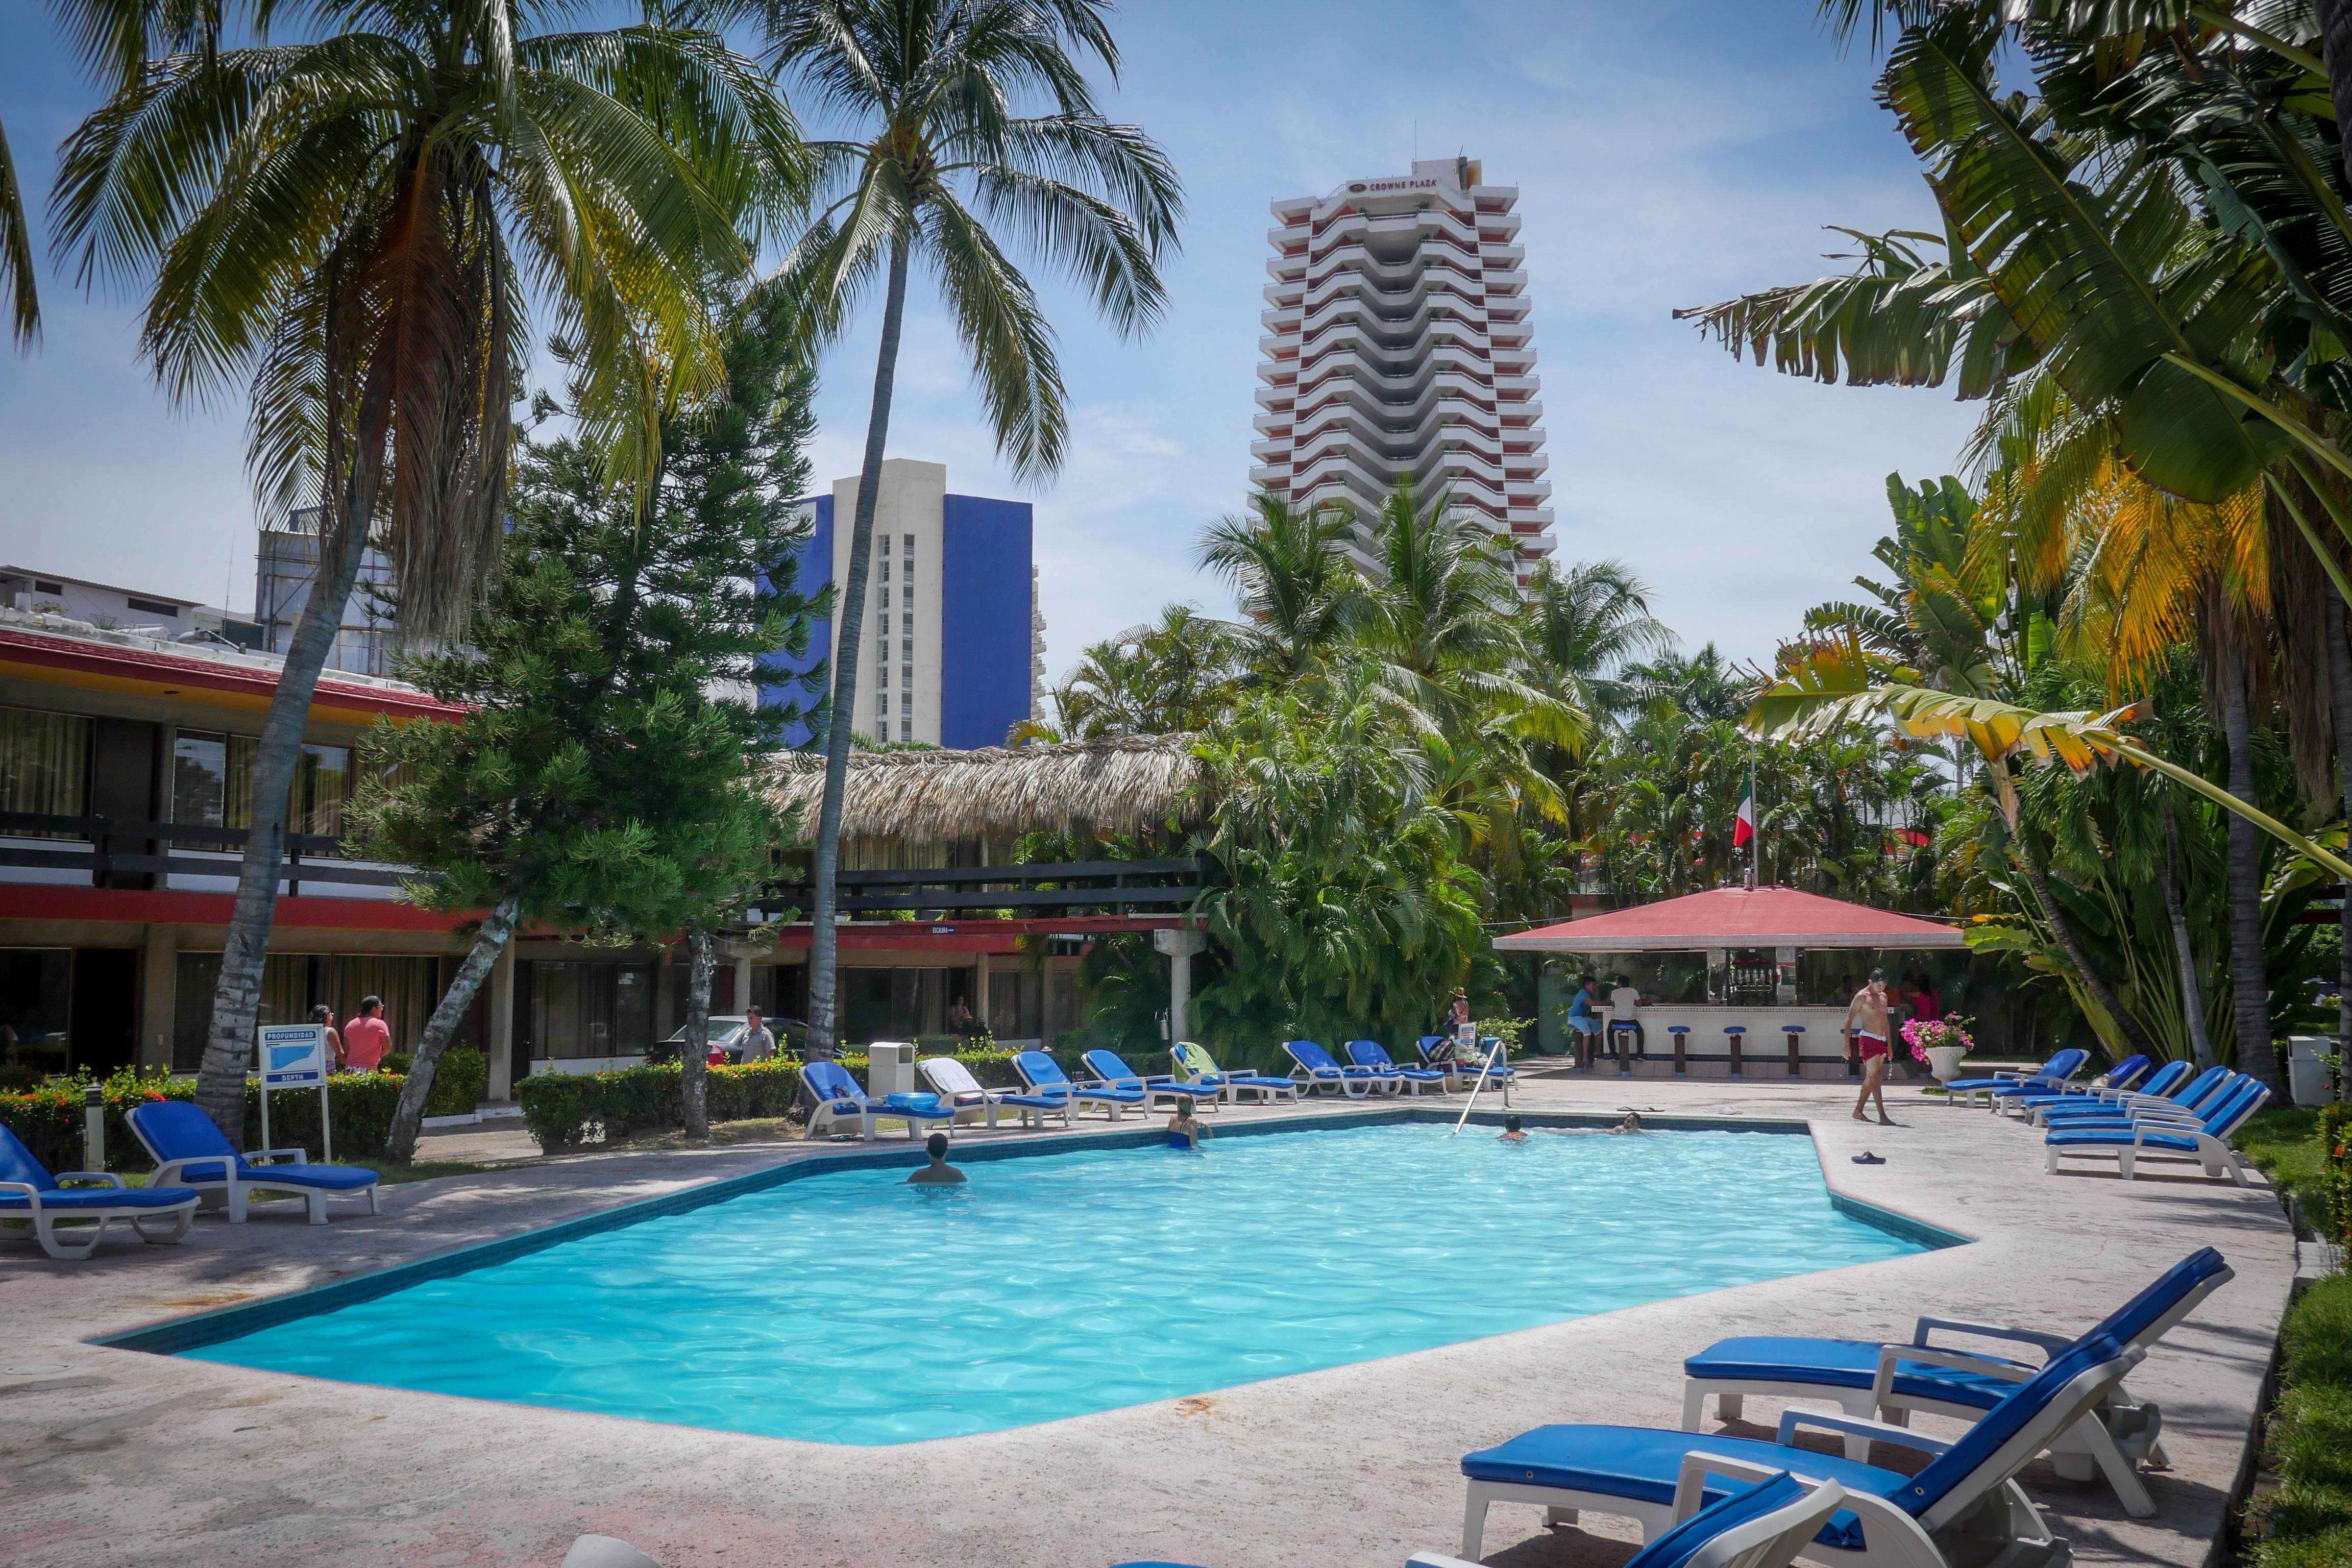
[185,1123,1928,1443]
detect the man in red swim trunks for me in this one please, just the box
[1844,968,1896,1125]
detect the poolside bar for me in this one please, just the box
[1492,887,1967,1079]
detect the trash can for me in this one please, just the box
[2287,1036,2335,1107]
[867,1041,917,1097]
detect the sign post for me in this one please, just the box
[257,1023,332,1163]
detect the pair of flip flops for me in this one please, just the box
[1852,1152,1886,1165]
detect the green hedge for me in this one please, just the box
[380,1048,488,1118]
[514,1050,1020,1154]
[2249,1270,2352,1567]
[0,1058,483,1172]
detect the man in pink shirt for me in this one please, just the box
[342,995,393,1073]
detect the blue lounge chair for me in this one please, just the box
[1085,1048,1210,1113]
[1014,1050,1145,1121]
[1346,1040,1450,1095]
[0,1120,201,1260]
[2037,1064,2235,1130]
[1419,1035,1517,1100]
[2045,1075,2271,1184]
[1457,1332,2139,1564]
[801,1061,958,1142]
[1172,1042,1298,1104]
[916,1055,1071,1129]
[126,1099,380,1224]
[1942,1047,2088,1109]
[1285,1038,1399,1097]
[2012,1052,2149,1111]
[1681,1246,2231,1516]
[2024,1058,2197,1124]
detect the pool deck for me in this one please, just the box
[0,1073,2298,1568]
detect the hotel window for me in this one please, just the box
[0,705,90,837]
[900,718,911,740]
[901,668,912,690]
[878,691,890,716]
[900,639,912,659]
[173,731,352,846]
[902,612,913,635]
[879,560,890,582]
[901,584,913,607]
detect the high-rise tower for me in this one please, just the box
[1250,156,1554,582]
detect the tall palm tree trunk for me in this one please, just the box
[382,893,521,1164]
[2160,799,2217,1070]
[2220,640,2282,1090]
[2328,577,2352,1101]
[193,391,387,1143]
[683,927,715,1137]
[807,234,911,1063]
[2018,834,2159,1060]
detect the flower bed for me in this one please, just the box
[513,1050,1022,1154]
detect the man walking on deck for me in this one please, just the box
[1843,969,1896,1125]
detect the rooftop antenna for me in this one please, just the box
[1411,118,1417,161]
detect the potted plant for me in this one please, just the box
[1903,1016,1976,1087]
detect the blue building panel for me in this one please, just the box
[939,494,1033,749]
[761,493,830,746]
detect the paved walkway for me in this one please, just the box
[0,1076,2296,1568]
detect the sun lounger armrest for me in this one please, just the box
[1671,1449,1790,1522]
[147,1157,219,1190]
[0,1180,45,1203]
[1873,1342,2041,1402]
[244,1147,311,1165]
[1777,1409,1953,1453]
[1912,1317,2071,1355]
[51,1170,128,1188]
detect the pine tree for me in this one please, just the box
[353,293,826,1161]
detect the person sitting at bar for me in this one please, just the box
[1565,976,1602,1066]
[1607,974,1647,1059]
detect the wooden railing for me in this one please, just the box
[763,855,1209,918]
[0,810,406,891]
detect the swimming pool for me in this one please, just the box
[173,1121,1937,1444]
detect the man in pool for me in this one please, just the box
[1498,1115,1527,1144]
[1844,968,1898,1126]
[1168,1097,1211,1148]
[906,1132,966,1185]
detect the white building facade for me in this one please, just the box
[1250,156,1556,582]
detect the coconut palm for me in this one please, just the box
[1195,492,1362,679]
[1517,557,1673,724]
[756,0,1181,1058]
[52,1,801,1139]
[0,116,35,348]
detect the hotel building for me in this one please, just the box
[1249,156,1556,582]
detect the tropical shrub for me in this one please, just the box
[0,1068,407,1170]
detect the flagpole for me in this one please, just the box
[1744,744,1757,891]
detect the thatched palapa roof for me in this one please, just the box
[766,735,1203,844]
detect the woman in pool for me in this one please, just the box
[1498,1115,1527,1144]
[1168,1097,1211,1148]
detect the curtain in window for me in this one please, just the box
[0,706,90,836]
[327,956,436,1051]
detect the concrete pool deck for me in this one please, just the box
[0,1076,2298,1568]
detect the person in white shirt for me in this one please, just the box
[738,1009,778,1064]
[1607,977,1647,1059]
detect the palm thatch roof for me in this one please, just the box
[765,735,1204,844]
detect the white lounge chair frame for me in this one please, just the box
[0,1173,198,1260]
[918,1057,1071,1130]
[1174,1044,1298,1104]
[1416,1471,1846,1568]
[146,1145,382,1224]
[1462,1346,2140,1568]
[2043,1084,2268,1185]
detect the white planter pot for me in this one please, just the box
[1924,1045,1969,1086]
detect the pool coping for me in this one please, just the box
[94,1104,1963,1356]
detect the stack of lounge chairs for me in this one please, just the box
[1943,1047,2273,1187]
[1451,1248,2231,1564]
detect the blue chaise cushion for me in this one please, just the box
[1625,1472,1809,1568]
[1684,1336,2026,1410]
[0,1184,198,1212]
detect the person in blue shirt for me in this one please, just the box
[1565,975,1602,1067]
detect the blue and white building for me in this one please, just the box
[770,459,1044,749]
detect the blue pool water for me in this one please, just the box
[182,1123,1932,1443]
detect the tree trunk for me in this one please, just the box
[2160,798,2217,1070]
[2018,835,2159,1061]
[684,928,714,1137]
[806,233,911,1063]
[382,893,521,1165]
[2327,576,2352,1101]
[2317,0,2352,199]
[193,393,387,1144]
[2220,640,2282,1091]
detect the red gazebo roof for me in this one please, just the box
[1492,886,1966,952]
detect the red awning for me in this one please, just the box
[1492,886,1966,952]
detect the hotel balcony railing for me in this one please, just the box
[0,810,408,892]
[766,855,1209,918]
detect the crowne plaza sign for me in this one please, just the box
[1349,178,1440,193]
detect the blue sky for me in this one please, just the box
[0,1,1981,679]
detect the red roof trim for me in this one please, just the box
[0,628,462,723]
[1493,886,1965,952]
[0,885,466,933]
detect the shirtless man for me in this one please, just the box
[1844,968,1897,1125]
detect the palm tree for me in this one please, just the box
[1517,558,1673,724]
[1195,492,1361,679]
[53,2,800,1139]
[0,115,35,348]
[758,0,1181,1059]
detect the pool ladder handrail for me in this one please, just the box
[1450,1037,1510,1134]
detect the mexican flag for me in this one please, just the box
[1732,790,1755,849]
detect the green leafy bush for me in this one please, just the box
[0,1067,407,1169]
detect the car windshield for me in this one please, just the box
[665,1018,743,1046]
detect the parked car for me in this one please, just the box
[643,1015,808,1066]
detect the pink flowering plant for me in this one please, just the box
[1901,1015,1975,1062]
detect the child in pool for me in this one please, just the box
[1498,1114,1528,1144]
[1168,1097,1211,1148]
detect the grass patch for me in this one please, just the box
[2240,1109,2332,1233]
[2250,1272,2352,1566]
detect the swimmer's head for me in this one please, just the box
[925,1132,950,1161]
[1177,1096,1195,1116]
[1504,1115,1522,1133]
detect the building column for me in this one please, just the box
[137,924,176,1072]
[1153,927,1209,1046]
[974,951,992,1033]
[486,939,519,1101]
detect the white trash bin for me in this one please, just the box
[2287,1035,2335,1107]
[866,1040,917,1097]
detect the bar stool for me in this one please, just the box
[1782,1024,1804,1080]
[1669,1025,1689,1075]
[1607,1017,1642,1065]
[1724,1024,1745,1077]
